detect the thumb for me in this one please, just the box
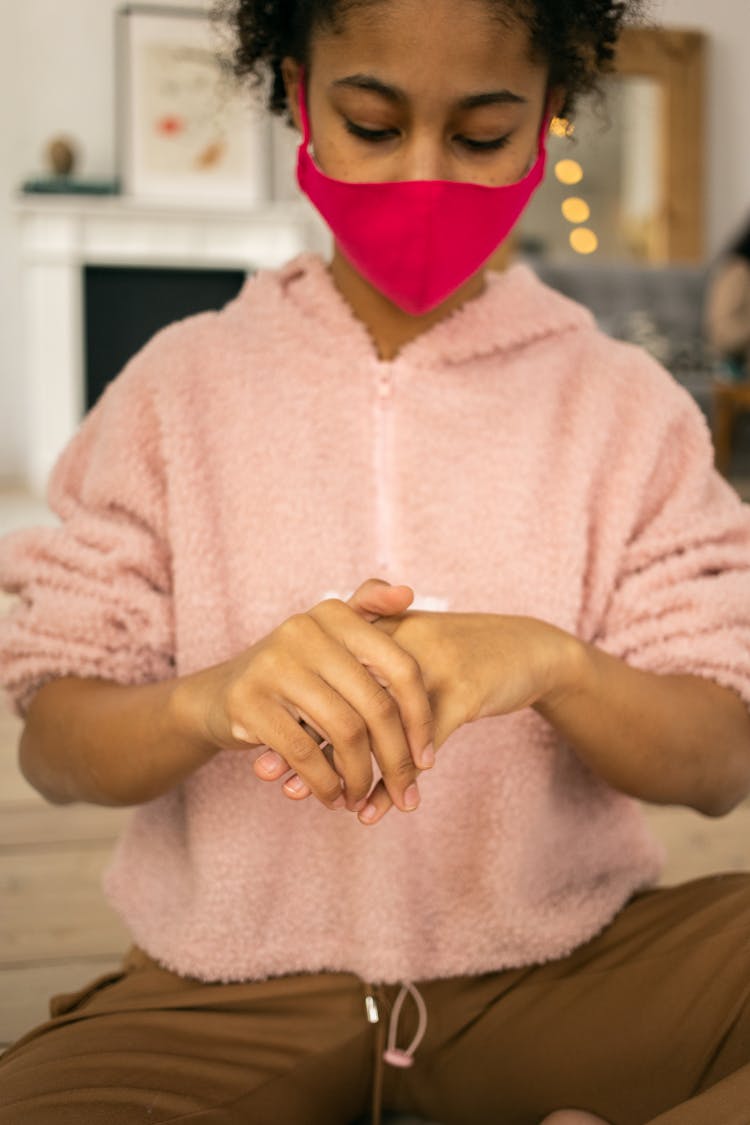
[346,577,414,623]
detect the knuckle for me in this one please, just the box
[336,712,367,744]
[387,756,417,782]
[249,644,281,680]
[413,706,434,731]
[348,773,374,803]
[310,597,346,621]
[224,682,252,720]
[393,651,423,684]
[320,779,344,805]
[286,737,318,766]
[278,612,308,640]
[369,687,399,721]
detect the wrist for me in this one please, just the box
[533,623,590,715]
[167,667,224,762]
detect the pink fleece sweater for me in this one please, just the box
[2,252,750,985]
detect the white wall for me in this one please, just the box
[1,0,217,482]
[1,0,750,484]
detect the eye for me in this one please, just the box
[344,120,398,143]
[458,135,511,152]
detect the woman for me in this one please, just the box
[1,2,750,1123]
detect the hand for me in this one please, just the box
[350,610,573,823]
[250,579,435,814]
[187,581,434,814]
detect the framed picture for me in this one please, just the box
[116,3,272,205]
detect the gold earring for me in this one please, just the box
[549,116,575,138]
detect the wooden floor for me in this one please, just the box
[2,484,750,1054]
[0,674,132,1051]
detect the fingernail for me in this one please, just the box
[232,723,252,742]
[258,750,283,772]
[404,782,420,810]
[420,743,435,769]
[283,774,306,793]
[359,803,378,823]
[333,795,347,810]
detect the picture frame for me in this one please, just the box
[116,3,272,205]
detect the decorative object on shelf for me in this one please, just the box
[116,3,272,205]
[46,136,79,177]
[21,134,121,196]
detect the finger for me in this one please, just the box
[280,727,352,807]
[357,778,394,826]
[298,614,418,812]
[251,698,347,811]
[281,773,313,801]
[279,663,377,811]
[346,578,415,623]
[310,600,433,807]
[254,714,337,780]
[283,671,375,810]
[253,748,289,780]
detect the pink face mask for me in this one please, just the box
[295,67,550,316]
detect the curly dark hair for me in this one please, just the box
[212,0,646,124]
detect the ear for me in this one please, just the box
[546,84,568,121]
[281,57,303,133]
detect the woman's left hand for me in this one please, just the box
[372,609,573,740]
[257,607,579,823]
[358,611,581,822]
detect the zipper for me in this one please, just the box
[373,361,395,575]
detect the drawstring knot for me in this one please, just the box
[383,980,428,1068]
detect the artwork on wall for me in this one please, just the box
[117,3,272,205]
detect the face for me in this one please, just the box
[282,0,563,186]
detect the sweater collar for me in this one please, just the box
[266,250,594,367]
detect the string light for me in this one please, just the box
[548,118,599,256]
[554,159,584,186]
[561,197,591,224]
[570,228,599,255]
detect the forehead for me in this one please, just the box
[310,0,544,95]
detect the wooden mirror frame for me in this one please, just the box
[613,26,706,263]
[490,25,706,270]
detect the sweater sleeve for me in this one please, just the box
[586,371,750,712]
[0,351,175,720]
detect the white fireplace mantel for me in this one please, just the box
[16,193,331,495]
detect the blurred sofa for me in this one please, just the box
[527,258,716,422]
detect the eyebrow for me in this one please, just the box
[331,74,528,109]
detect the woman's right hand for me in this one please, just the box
[181,582,434,815]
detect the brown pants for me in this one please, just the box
[2,872,750,1125]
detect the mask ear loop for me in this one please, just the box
[297,64,313,151]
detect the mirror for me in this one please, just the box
[519,75,665,262]
[493,27,706,268]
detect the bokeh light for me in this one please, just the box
[561,197,591,224]
[555,159,584,185]
[549,117,575,138]
[570,228,599,255]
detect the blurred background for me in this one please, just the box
[1,0,750,1055]
[1,0,750,496]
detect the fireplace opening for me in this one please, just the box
[84,265,248,411]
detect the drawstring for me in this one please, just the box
[383,981,428,1067]
[364,980,429,1125]
[366,985,386,1125]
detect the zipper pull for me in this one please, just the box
[365,993,380,1024]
